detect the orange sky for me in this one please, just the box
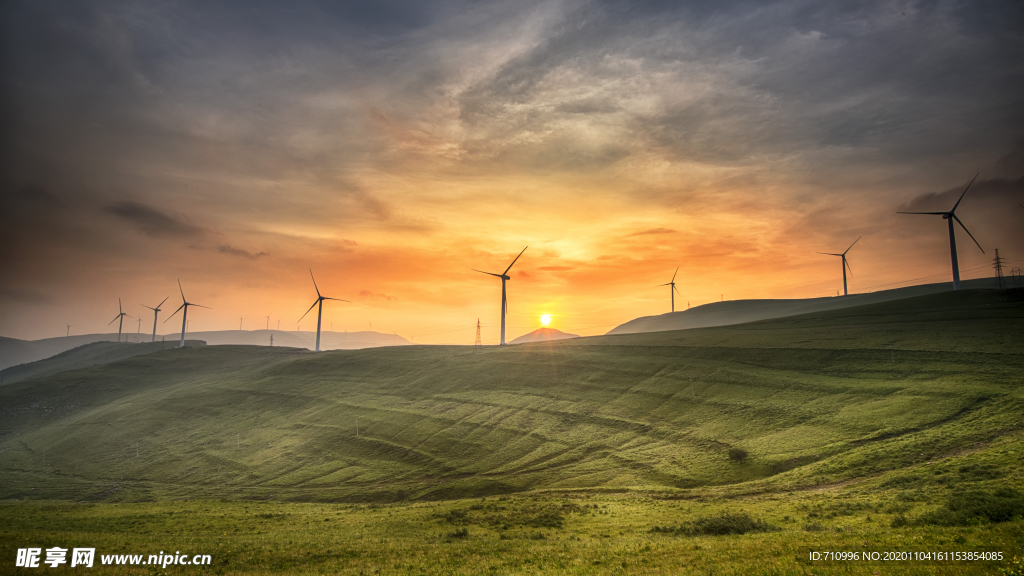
[1,0,1023,343]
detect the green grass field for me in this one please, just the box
[1,288,1022,574]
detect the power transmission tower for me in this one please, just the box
[1012,267,1022,288]
[475,319,482,347]
[993,248,1005,288]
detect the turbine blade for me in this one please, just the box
[816,252,843,256]
[951,214,985,253]
[165,303,186,322]
[119,297,123,314]
[190,304,211,309]
[178,279,185,301]
[108,315,120,325]
[843,236,862,255]
[502,246,528,275]
[142,305,156,311]
[845,257,853,276]
[157,296,169,309]
[309,269,321,298]
[323,297,350,302]
[896,211,947,215]
[950,173,979,213]
[298,299,319,322]
[673,285,681,296]
[472,269,503,278]
[655,282,671,287]
[670,267,679,283]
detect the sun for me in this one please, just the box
[540,314,551,326]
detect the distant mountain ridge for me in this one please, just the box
[510,328,580,344]
[0,330,409,371]
[607,277,1005,335]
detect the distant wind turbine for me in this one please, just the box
[108,298,131,343]
[165,280,209,348]
[142,297,169,342]
[473,246,528,346]
[240,317,244,331]
[817,237,861,296]
[299,269,349,352]
[66,324,70,338]
[657,267,681,312]
[898,174,984,290]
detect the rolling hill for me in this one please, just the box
[0,340,207,386]
[0,288,1020,504]
[607,276,1006,335]
[0,329,409,371]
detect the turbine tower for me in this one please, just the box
[898,174,984,290]
[165,280,209,348]
[817,237,861,296]
[473,246,527,346]
[108,298,131,343]
[657,267,681,312]
[142,297,169,342]
[299,269,349,352]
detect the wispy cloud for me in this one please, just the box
[217,244,269,259]
[106,201,206,238]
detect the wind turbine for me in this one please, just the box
[299,269,349,352]
[898,174,984,290]
[473,246,528,346]
[66,324,70,338]
[657,267,681,312]
[142,297,169,342]
[165,280,209,348]
[817,237,861,296]
[108,298,131,343]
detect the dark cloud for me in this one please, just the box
[899,176,1024,212]
[0,287,56,306]
[105,201,205,238]
[217,244,269,259]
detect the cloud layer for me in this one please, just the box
[1,0,1022,341]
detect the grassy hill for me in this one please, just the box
[1,289,1021,505]
[607,276,1006,335]
[0,340,206,386]
[0,329,410,371]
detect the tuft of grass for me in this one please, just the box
[651,512,776,536]
[727,447,749,463]
[446,527,469,539]
[915,489,1024,526]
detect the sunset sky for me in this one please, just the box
[2,0,1023,343]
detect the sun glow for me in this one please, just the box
[540,314,551,326]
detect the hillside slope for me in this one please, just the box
[607,276,1004,335]
[0,289,1020,503]
[0,330,409,371]
[0,340,207,386]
